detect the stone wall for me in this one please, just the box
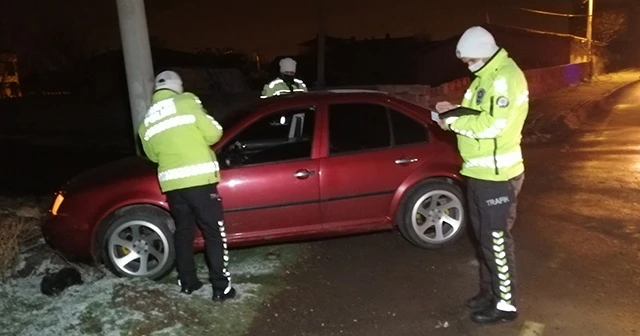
[369,62,590,107]
[211,62,591,120]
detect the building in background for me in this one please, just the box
[0,52,22,98]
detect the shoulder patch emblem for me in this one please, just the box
[476,89,486,105]
[496,96,510,108]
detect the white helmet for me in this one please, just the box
[456,26,499,59]
[154,70,183,94]
[279,57,297,73]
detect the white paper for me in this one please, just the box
[431,111,440,122]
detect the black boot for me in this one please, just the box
[470,306,518,324]
[179,279,204,295]
[212,287,237,302]
[465,291,493,310]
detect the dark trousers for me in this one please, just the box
[165,183,231,291]
[467,173,524,312]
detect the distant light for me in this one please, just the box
[280,116,286,124]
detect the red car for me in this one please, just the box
[42,90,466,280]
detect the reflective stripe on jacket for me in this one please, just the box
[443,49,529,181]
[138,89,223,192]
[260,77,307,98]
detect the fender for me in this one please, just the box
[89,188,169,259]
[387,160,465,222]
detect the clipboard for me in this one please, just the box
[439,106,483,119]
[426,105,444,122]
[428,105,482,122]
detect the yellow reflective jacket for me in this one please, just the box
[138,90,223,192]
[443,49,529,181]
[260,77,307,98]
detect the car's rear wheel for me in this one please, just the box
[397,180,466,249]
[100,205,175,280]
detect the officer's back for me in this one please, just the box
[139,71,223,193]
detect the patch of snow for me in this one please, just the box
[0,272,132,336]
[187,282,261,303]
[1,216,295,336]
[142,275,261,304]
[435,320,450,328]
[36,257,65,275]
[1,256,270,336]
[12,252,29,273]
[151,324,184,336]
[231,258,280,276]
[15,205,44,219]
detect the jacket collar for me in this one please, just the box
[473,48,508,78]
[151,89,179,103]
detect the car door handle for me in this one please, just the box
[293,169,316,179]
[395,157,419,165]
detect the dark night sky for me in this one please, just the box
[1,0,606,62]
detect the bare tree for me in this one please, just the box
[593,8,628,44]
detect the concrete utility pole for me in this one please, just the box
[586,0,594,76]
[316,0,326,89]
[115,0,155,155]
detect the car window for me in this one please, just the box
[219,107,315,168]
[389,109,428,146]
[328,103,391,155]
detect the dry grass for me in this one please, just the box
[0,214,42,278]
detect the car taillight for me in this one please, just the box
[51,193,64,216]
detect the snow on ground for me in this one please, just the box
[0,198,301,336]
[1,240,299,336]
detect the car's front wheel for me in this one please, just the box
[397,180,466,249]
[99,205,176,280]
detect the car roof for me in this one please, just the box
[264,89,390,101]
[255,89,416,110]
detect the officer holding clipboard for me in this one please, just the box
[433,26,529,325]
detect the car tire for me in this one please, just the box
[396,180,466,249]
[99,205,176,280]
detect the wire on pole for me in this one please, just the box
[515,7,587,18]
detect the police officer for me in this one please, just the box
[138,70,236,302]
[435,26,528,324]
[260,57,308,98]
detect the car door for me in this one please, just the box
[215,104,322,242]
[319,100,432,231]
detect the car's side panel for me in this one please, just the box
[218,159,322,240]
[317,95,439,233]
[213,101,323,242]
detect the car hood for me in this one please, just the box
[63,155,157,193]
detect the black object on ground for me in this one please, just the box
[40,267,84,296]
